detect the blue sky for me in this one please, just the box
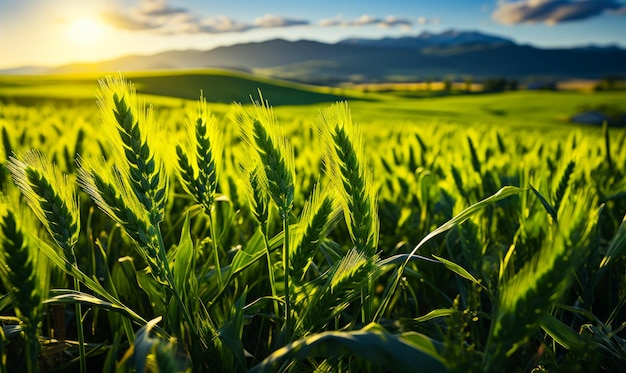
[1,0,625,68]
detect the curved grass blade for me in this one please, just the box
[376,186,525,320]
[432,255,487,292]
[250,323,447,373]
[530,184,558,223]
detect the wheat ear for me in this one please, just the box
[239,93,296,336]
[0,204,42,373]
[318,102,378,257]
[6,150,85,372]
[176,93,222,213]
[291,184,341,283]
[7,151,79,261]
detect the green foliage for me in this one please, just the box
[0,74,625,372]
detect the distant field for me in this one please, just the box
[0,70,625,128]
[0,69,365,106]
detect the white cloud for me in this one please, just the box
[101,1,436,35]
[254,14,309,28]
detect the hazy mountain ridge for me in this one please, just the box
[2,30,625,83]
[338,30,516,49]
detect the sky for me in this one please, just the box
[1,0,625,69]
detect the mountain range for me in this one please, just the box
[3,30,625,84]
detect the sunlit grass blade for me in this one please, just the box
[250,322,447,373]
[118,317,179,373]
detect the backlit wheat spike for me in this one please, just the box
[77,159,164,282]
[0,204,41,323]
[318,102,378,256]
[291,184,341,282]
[0,204,42,373]
[176,94,222,213]
[241,162,269,227]
[239,95,295,219]
[239,94,296,335]
[97,75,167,226]
[485,189,597,369]
[7,150,79,260]
[295,248,380,335]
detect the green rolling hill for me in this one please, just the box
[0,69,360,106]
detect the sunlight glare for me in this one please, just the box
[67,17,106,44]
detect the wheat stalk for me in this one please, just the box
[239,93,296,336]
[318,102,378,257]
[317,102,380,325]
[176,94,224,285]
[6,150,85,372]
[77,160,164,281]
[78,75,203,357]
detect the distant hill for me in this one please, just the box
[2,30,625,84]
[0,70,359,106]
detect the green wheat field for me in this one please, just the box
[1,71,626,372]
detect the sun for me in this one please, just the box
[67,17,106,44]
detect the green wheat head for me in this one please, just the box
[7,150,79,260]
[0,203,42,327]
[78,158,164,279]
[295,248,381,335]
[176,94,223,213]
[318,102,379,256]
[290,184,342,282]
[486,188,598,368]
[241,161,270,228]
[78,75,169,282]
[94,74,167,226]
[0,202,44,373]
[239,94,295,219]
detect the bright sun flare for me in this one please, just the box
[67,17,106,44]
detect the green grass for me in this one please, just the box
[0,70,364,106]
[2,70,625,127]
[0,73,626,372]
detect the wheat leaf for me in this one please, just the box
[530,184,558,223]
[250,323,447,373]
[432,255,487,291]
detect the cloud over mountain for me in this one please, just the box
[493,0,626,25]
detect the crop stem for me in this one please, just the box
[283,216,292,339]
